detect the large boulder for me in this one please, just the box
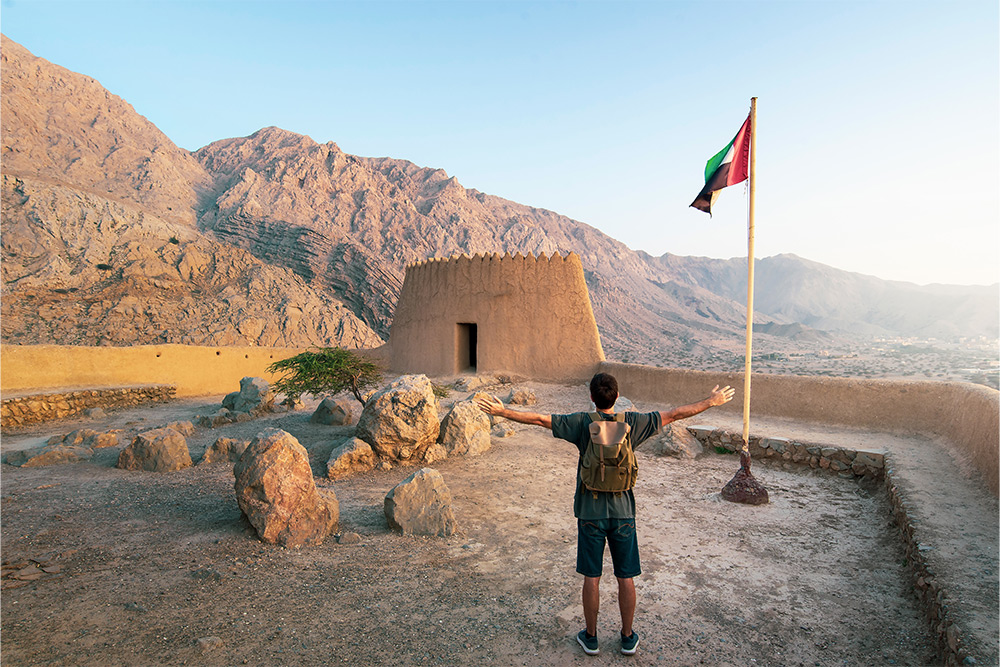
[439,399,491,457]
[6,444,93,467]
[356,375,440,464]
[117,428,193,472]
[384,468,457,537]
[233,429,338,547]
[222,377,274,416]
[200,437,250,464]
[645,423,704,459]
[310,397,353,426]
[326,437,377,480]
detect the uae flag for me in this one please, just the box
[690,113,751,215]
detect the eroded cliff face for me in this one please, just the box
[0,37,382,349]
[0,175,381,348]
[0,36,211,228]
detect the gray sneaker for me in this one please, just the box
[576,630,599,655]
[621,630,640,655]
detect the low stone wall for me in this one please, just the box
[1,385,176,429]
[601,361,999,496]
[883,457,971,666]
[687,426,886,478]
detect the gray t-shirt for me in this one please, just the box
[551,410,662,519]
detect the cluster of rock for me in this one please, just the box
[4,373,526,547]
[5,428,121,467]
[1,549,77,590]
[326,375,508,479]
[197,377,282,427]
[1,385,176,429]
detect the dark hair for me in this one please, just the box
[589,373,618,410]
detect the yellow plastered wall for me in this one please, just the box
[389,252,605,381]
[0,344,389,398]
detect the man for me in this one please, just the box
[476,373,734,656]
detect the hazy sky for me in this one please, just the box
[3,0,998,286]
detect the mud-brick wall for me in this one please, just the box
[601,361,1000,496]
[2,385,175,428]
[389,252,604,381]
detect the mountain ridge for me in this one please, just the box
[1,35,996,371]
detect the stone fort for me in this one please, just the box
[389,252,603,380]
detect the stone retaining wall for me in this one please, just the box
[686,426,968,665]
[687,426,887,478]
[1,385,176,428]
[884,456,971,666]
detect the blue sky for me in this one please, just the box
[2,0,998,286]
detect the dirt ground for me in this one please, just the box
[1,379,945,666]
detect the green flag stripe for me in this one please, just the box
[703,139,736,182]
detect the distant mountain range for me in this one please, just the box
[2,35,996,371]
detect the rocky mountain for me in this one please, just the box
[0,36,380,349]
[1,35,996,368]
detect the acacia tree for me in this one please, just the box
[266,347,382,407]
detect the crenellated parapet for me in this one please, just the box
[389,251,604,380]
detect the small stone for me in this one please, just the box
[338,532,362,545]
[197,636,224,653]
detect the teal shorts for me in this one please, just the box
[576,517,641,578]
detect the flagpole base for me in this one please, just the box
[721,451,769,505]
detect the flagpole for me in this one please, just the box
[742,97,757,452]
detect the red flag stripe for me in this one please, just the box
[726,114,751,187]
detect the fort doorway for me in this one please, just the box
[456,323,478,373]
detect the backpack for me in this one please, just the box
[580,412,637,495]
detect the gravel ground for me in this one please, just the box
[1,381,941,666]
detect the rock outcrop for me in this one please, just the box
[200,437,250,464]
[117,427,193,472]
[233,429,338,546]
[46,428,119,449]
[6,444,94,467]
[310,397,353,426]
[438,399,491,457]
[325,437,377,480]
[384,468,457,537]
[356,375,440,464]
[223,377,274,416]
[645,423,704,459]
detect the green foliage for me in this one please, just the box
[266,348,382,407]
[431,382,450,398]
[714,446,734,455]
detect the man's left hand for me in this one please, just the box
[709,385,735,406]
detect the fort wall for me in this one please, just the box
[0,344,384,399]
[389,252,604,380]
[600,361,1000,496]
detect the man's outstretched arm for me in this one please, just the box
[475,395,553,430]
[660,385,735,425]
